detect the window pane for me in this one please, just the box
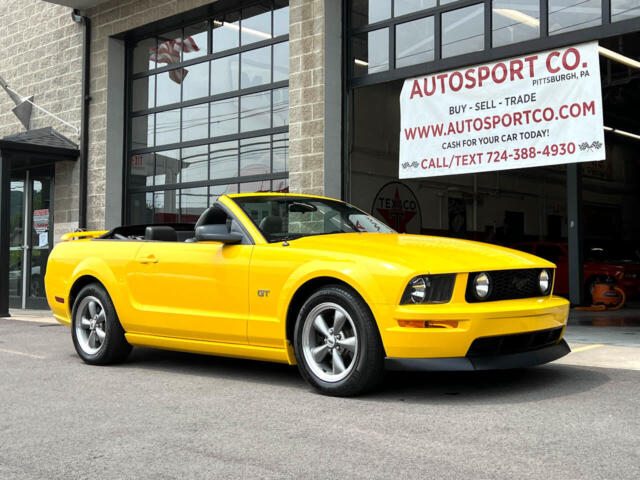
[180,145,208,183]
[241,46,272,88]
[369,29,389,73]
[182,104,209,142]
[129,153,155,188]
[211,55,239,95]
[272,178,289,193]
[351,28,389,76]
[240,180,271,193]
[274,4,289,36]
[240,136,271,176]
[183,21,208,60]
[240,91,271,132]
[273,87,289,127]
[154,190,178,223]
[394,0,436,16]
[442,4,484,58]
[132,76,155,111]
[129,192,153,225]
[155,109,180,146]
[612,0,640,22]
[132,38,156,73]
[131,114,154,149]
[272,133,289,173]
[210,141,239,180]
[211,183,238,200]
[153,30,182,68]
[156,70,181,106]
[155,150,180,186]
[211,97,239,137]
[181,187,208,223]
[396,17,434,68]
[242,5,272,45]
[213,12,240,53]
[549,0,601,35]
[351,0,391,28]
[182,61,209,102]
[273,42,289,82]
[493,0,540,47]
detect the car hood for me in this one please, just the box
[289,233,554,273]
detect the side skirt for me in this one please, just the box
[125,333,291,364]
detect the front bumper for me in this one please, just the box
[374,295,570,359]
[385,338,570,371]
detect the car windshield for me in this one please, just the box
[233,196,394,242]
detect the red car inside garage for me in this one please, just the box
[513,242,640,301]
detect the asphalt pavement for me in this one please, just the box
[1,314,639,479]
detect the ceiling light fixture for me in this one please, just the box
[494,10,640,70]
[213,20,271,40]
[604,125,640,140]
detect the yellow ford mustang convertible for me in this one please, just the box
[45,193,570,396]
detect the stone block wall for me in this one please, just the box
[0,1,83,232]
[288,0,326,196]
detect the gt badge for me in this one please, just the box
[258,289,270,297]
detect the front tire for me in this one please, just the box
[71,283,131,365]
[294,286,384,396]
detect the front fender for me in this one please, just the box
[276,259,388,338]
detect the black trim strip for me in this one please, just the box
[385,339,570,371]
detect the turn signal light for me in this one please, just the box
[398,320,459,329]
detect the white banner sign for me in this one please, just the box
[399,42,605,178]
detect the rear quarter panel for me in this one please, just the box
[45,239,143,327]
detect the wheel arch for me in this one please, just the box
[284,276,383,354]
[68,274,105,313]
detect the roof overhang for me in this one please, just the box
[41,0,110,9]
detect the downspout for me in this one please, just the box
[72,9,91,230]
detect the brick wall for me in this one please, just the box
[0,0,83,235]
[288,0,325,196]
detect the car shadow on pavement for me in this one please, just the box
[371,365,611,405]
[119,347,610,403]
[120,347,305,389]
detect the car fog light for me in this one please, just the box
[409,276,428,303]
[473,272,491,300]
[539,269,551,294]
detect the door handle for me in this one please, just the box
[138,254,158,264]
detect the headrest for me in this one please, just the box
[259,215,283,235]
[195,205,228,228]
[145,226,177,242]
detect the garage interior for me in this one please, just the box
[347,31,640,317]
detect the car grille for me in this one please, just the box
[466,327,563,357]
[465,268,551,302]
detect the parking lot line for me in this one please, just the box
[571,344,604,353]
[2,316,57,324]
[0,347,45,360]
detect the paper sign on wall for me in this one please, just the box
[399,42,605,178]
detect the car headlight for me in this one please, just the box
[400,274,456,304]
[472,272,491,300]
[539,269,552,295]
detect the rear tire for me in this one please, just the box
[71,283,131,365]
[294,285,384,396]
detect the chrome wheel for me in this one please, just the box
[74,296,107,355]
[301,302,358,383]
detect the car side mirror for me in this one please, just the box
[195,225,243,244]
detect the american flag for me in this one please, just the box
[149,37,200,84]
